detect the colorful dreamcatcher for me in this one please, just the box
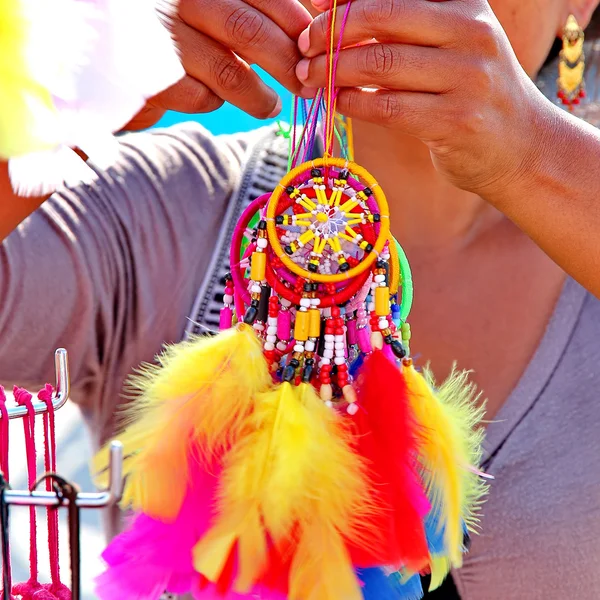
[94,2,488,599]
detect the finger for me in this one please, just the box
[180,0,306,94]
[245,0,312,39]
[297,44,458,94]
[336,87,443,141]
[299,0,464,57]
[172,18,282,118]
[149,75,225,114]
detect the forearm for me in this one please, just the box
[0,162,48,241]
[485,103,600,299]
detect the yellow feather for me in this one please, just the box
[93,324,270,520]
[403,364,487,565]
[0,0,57,158]
[193,382,376,594]
[289,522,362,600]
[429,555,451,592]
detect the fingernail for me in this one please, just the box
[268,97,282,119]
[298,29,310,55]
[296,59,310,82]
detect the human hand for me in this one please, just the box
[125,0,313,130]
[296,0,552,198]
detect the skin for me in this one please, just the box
[2,0,600,418]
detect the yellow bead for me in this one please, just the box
[375,286,390,316]
[250,251,267,281]
[309,308,321,338]
[294,310,310,341]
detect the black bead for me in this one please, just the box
[384,335,393,344]
[311,283,319,292]
[339,262,350,272]
[285,185,295,195]
[376,260,387,269]
[275,215,284,225]
[290,359,300,368]
[372,213,381,223]
[302,364,314,383]
[363,187,373,197]
[276,367,283,380]
[391,340,407,359]
[311,168,322,178]
[365,243,374,253]
[258,286,271,322]
[243,306,258,324]
[339,169,349,180]
[251,299,260,308]
[284,245,294,255]
[224,272,233,282]
[282,365,296,382]
[303,282,313,293]
[308,263,318,273]
[258,220,267,230]
[305,358,315,366]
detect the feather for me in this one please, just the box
[351,350,429,572]
[93,324,270,521]
[358,568,423,600]
[193,382,376,597]
[402,363,487,566]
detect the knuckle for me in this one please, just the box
[363,0,403,26]
[213,56,248,93]
[224,7,268,47]
[313,14,329,44]
[364,44,398,78]
[469,18,500,56]
[189,87,220,112]
[377,94,403,124]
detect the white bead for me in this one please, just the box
[324,341,334,350]
[324,334,334,342]
[335,335,344,342]
[311,298,321,306]
[294,344,305,353]
[379,318,389,329]
[374,274,385,283]
[264,342,275,351]
[266,334,277,343]
[267,326,277,335]
[323,308,332,318]
[281,299,292,308]
[347,403,359,416]
[268,317,278,326]
[299,306,308,312]
[335,342,345,350]
[254,323,265,331]
[300,298,311,308]
[251,284,261,294]
[276,341,288,351]
[257,238,268,249]
[325,400,334,408]
[305,340,315,352]
[334,356,346,365]
[223,294,233,304]
[320,357,331,365]
[323,349,334,359]
[368,302,375,312]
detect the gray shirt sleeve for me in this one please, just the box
[0,121,254,445]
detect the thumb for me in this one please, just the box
[310,0,350,12]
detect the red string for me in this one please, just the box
[0,388,9,482]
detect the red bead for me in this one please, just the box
[580,89,586,98]
[321,365,332,373]
[337,364,348,372]
[557,90,565,99]
[321,377,331,384]
[334,327,344,335]
[331,307,341,318]
[572,97,580,105]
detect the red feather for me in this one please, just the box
[349,350,430,572]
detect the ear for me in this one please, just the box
[564,0,600,29]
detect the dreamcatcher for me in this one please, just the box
[94,2,488,599]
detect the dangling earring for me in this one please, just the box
[557,14,586,110]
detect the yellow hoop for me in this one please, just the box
[388,235,400,294]
[266,158,390,284]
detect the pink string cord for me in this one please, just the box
[0,388,14,600]
[39,386,70,600]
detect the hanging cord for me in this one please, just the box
[0,474,11,600]
[12,388,40,597]
[32,475,80,600]
[39,386,69,600]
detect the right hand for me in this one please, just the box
[127,0,313,129]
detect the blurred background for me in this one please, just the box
[9,78,293,599]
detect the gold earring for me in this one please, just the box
[557,14,586,110]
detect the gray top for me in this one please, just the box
[1,121,599,600]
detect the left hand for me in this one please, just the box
[296,0,554,199]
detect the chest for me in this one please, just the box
[403,228,565,419]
